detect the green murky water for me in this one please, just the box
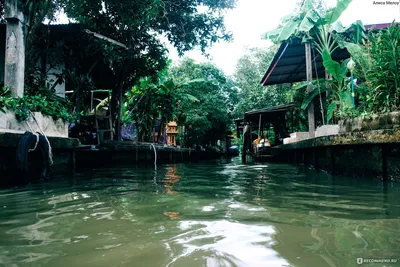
[0,159,400,267]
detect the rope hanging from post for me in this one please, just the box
[29,112,53,166]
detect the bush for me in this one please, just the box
[353,22,400,114]
[0,86,76,122]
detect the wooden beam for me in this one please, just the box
[84,29,128,49]
[305,42,315,137]
[261,43,289,85]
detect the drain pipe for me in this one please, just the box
[149,143,157,169]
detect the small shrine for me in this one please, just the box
[166,121,178,146]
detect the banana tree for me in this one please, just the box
[265,0,353,44]
[299,59,353,123]
[264,0,365,123]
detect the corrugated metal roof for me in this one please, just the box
[260,39,349,86]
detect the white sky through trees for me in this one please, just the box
[53,0,400,75]
[168,0,400,75]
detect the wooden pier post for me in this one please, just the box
[305,42,315,137]
[242,125,247,163]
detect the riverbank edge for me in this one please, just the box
[0,131,224,186]
[278,129,400,181]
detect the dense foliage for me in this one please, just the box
[123,66,203,142]
[123,59,236,147]
[232,47,291,119]
[54,0,235,138]
[350,23,400,114]
[264,0,368,124]
[0,86,75,121]
[170,59,237,147]
[3,0,236,136]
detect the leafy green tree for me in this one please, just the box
[61,0,236,139]
[124,77,175,142]
[170,58,235,147]
[123,68,203,142]
[232,47,291,119]
[7,0,236,139]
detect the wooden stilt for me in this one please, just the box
[242,125,247,163]
[305,42,315,137]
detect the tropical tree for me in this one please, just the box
[232,47,291,119]
[123,72,203,142]
[264,0,361,123]
[170,58,235,147]
[4,0,237,139]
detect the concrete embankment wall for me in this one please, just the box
[278,113,400,181]
[0,131,223,186]
[75,143,223,169]
[280,129,400,181]
[0,132,79,185]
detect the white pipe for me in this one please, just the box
[150,143,157,169]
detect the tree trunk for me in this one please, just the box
[111,85,122,141]
[157,120,164,143]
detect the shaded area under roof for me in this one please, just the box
[260,39,349,86]
[260,23,392,86]
[0,23,117,90]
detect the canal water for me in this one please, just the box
[0,159,399,267]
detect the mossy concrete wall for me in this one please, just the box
[280,129,400,181]
[339,112,400,133]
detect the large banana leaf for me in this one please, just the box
[322,48,348,82]
[265,0,353,43]
[277,20,299,42]
[301,87,337,110]
[303,0,315,11]
[340,90,353,107]
[327,101,338,123]
[333,20,365,43]
[330,21,346,33]
[323,0,352,25]
[263,27,282,40]
[339,41,362,55]
[299,9,321,32]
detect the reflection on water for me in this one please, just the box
[165,166,180,195]
[0,159,399,267]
